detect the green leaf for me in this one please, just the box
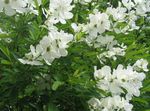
[1,59,11,65]
[52,81,64,91]
[76,32,85,41]
[48,103,59,111]
[0,33,11,38]
[0,45,11,61]
[132,98,149,105]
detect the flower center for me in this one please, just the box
[47,47,50,52]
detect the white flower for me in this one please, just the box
[84,11,110,37]
[19,30,73,65]
[94,63,146,97]
[94,66,111,80]
[38,35,59,65]
[0,0,42,16]
[88,96,133,111]
[122,0,149,16]
[133,59,149,72]
[18,45,43,65]
[50,30,73,49]
[100,96,132,111]
[18,59,43,65]
[135,2,147,16]
[88,97,101,110]
[106,4,127,22]
[71,23,84,33]
[25,0,42,15]
[48,0,74,24]
[127,10,139,31]
[40,30,73,65]
[98,44,127,63]
[0,0,27,16]
[112,10,139,34]
[92,35,117,49]
[122,0,135,10]
[95,66,123,94]
[113,65,145,97]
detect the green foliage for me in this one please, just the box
[0,0,150,111]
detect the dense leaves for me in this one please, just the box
[0,0,150,111]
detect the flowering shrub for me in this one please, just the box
[0,0,150,111]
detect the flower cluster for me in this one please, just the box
[0,0,27,16]
[19,0,74,65]
[19,30,73,65]
[27,0,42,15]
[86,1,150,110]
[122,0,150,16]
[70,0,150,65]
[84,10,110,42]
[46,0,74,24]
[0,0,41,16]
[73,0,150,42]
[133,59,149,72]
[97,44,127,63]
[94,64,146,97]
[107,0,150,34]
[88,59,148,111]
[0,0,148,110]
[88,96,133,111]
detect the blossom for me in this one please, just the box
[39,30,73,65]
[18,45,43,65]
[0,0,42,16]
[122,0,150,16]
[71,23,84,33]
[122,0,135,10]
[0,0,27,16]
[106,4,127,22]
[94,63,146,97]
[135,1,150,16]
[25,0,42,15]
[94,65,124,94]
[88,96,133,111]
[38,35,59,65]
[84,10,110,37]
[112,10,139,34]
[18,59,43,65]
[89,59,148,111]
[97,44,127,63]
[127,10,139,31]
[100,96,133,111]
[19,30,73,65]
[90,61,147,110]
[113,64,146,97]
[48,0,74,24]
[133,59,149,72]
[86,35,117,48]
[88,97,101,110]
